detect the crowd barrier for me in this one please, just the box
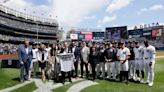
[0,54,20,68]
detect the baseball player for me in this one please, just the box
[143,41,156,86]
[96,43,106,78]
[104,43,114,79]
[112,41,120,80]
[117,42,131,84]
[128,41,135,80]
[134,42,145,83]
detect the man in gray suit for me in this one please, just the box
[80,42,90,78]
[18,40,33,82]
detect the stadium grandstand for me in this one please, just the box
[0,4,61,45]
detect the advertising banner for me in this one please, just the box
[152,29,162,37]
[105,26,127,40]
[142,29,152,39]
[70,34,78,40]
[85,34,92,40]
[93,32,105,40]
[81,32,93,40]
[128,29,143,38]
[78,34,85,40]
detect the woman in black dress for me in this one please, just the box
[37,44,50,81]
[89,46,99,81]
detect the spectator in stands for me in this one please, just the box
[0,43,3,54]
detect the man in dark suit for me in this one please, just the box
[73,42,81,78]
[18,39,33,82]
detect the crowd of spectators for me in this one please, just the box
[0,34,55,43]
[0,36,164,55]
[0,43,18,55]
[0,15,58,33]
[126,38,164,49]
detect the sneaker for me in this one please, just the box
[146,80,150,84]
[133,76,136,81]
[28,78,32,81]
[137,77,140,81]
[148,82,153,87]
[58,73,62,76]
[133,77,137,81]
[69,80,72,83]
[20,80,24,83]
[106,76,110,79]
[99,75,103,78]
[128,77,131,80]
[92,79,95,82]
[140,79,145,83]
[113,77,116,80]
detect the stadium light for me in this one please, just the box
[36,22,39,44]
[32,10,39,44]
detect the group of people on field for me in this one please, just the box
[18,39,156,86]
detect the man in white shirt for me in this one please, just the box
[117,42,130,84]
[45,43,51,53]
[80,42,90,78]
[29,43,38,79]
[144,41,156,86]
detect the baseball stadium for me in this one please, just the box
[0,0,164,92]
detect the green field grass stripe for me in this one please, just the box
[66,80,98,92]
[51,78,84,90]
[156,56,164,59]
[80,59,164,92]
[52,79,85,92]
[0,68,20,90]
[0,81,33,92]
[10,82,37,92]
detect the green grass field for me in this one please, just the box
[0,68,20,90]
[0,54,164,92]
[11,82,37,92]
[156,50,164,56]
[81,59,164,92]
